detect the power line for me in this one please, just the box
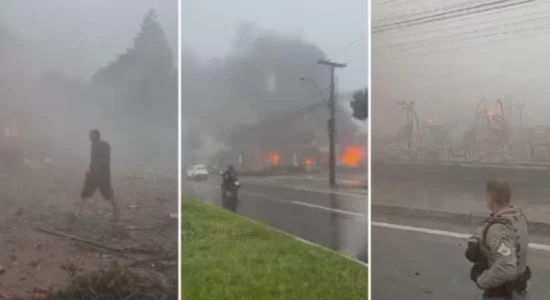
[373,0,540,33]
[374,1,544,41]
[283,35,366,73]
[374,0,460,7]
[228,82,362,136]
[324,42,367,62]
[373,0,401,6]
[372,0,550,60]
[378,23,550,62]
[344,54,367,65]
[385,20,550,58]
[374,0,489,25]
[374,0,533,31]
[286,40,365,75]
[234,88,330,133]
[376,13,550,52]
[323,35,367,60]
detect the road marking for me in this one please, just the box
[243,180,367,198]
[241,190,367,221]
[291,201,367,220]
[372,221,470,238]
[297,177,369,184]
[189,182,367,219]
[194,182,367,218]
[373,221,550,252]
[190,179,367,198]
[288,185,367,198]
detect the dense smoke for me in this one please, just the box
[1,8,177,173]
[183,23,328,131]
[182,23,359,163]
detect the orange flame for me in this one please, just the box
[340,145,363,167]
[304,158,313,166]
[485,108,501,117]
[269,152,280,165]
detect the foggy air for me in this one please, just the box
[371,1,550,299]
[0,1,178,297]
[181,1,368,299]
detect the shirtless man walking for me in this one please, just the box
[76,129,121,221]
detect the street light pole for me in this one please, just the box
[318,59,346,187]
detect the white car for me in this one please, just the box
[187,164,209,181]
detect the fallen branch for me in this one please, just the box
[127,252,178,268]
[36,227,139,261]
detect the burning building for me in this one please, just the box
[218,97,367,170]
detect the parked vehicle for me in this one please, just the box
[186,164,209,181]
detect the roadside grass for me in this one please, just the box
[182,196,368,300]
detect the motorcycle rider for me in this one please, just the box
[222,165,237,189]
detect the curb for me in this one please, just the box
[372,203,550,234]
[372,160,550,186]
[199,199,368,268]
[183,190,368,267]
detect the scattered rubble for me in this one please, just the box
[48,262,177,300]
[0,160,177,298]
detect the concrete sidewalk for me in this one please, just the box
[372,203,550,234]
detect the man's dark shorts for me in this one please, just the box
[81,171,114,200]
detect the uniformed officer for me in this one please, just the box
[466,180,530,300]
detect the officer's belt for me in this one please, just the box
[482,266,530,299]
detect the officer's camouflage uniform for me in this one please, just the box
[470,206,530,300]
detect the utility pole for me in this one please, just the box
[318,59,346,187]
[397,101,416,157]
[517,102,526,128]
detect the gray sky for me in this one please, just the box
[373,0,550,134]
[182,0,368,93]
[1,0,177,78]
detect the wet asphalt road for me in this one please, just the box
[372,216,550,300]
[260,173,368,190]
[186,175,368,262]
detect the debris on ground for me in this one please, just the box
[48,262,177,300]
[0,161,177,298]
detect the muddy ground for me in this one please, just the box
[0,159,178,299]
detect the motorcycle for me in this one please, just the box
[220,171,240,198]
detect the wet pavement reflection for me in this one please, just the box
[269,176,368,191]
[221,194,239,212]
[187,180,368,262]
[186,178,368,263]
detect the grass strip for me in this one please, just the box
[182,196,367,300]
